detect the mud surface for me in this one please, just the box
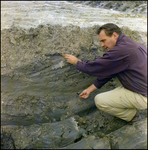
[1,1,147,149]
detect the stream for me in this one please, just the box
[1,1,147,31]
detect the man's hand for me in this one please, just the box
[79,89,91,99]
[61,54,81,65]
[79,84,98,99]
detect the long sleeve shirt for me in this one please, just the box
[76,34,147,97]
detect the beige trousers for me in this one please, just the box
[94,78,147,121]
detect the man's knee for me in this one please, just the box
[94,93,105,109]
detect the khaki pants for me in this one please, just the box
[94,78,147,121]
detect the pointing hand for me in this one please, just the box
[61,54,81,65]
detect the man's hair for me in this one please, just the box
[96,23,122,36]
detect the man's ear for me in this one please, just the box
[113,32,119,40]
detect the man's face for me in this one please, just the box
[99,30,118,51]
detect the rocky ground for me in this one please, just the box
[1,1,147,149]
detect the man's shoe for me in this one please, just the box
[127,114,142,125]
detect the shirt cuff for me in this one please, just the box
[76,60,83,71]
[93,79,101,89]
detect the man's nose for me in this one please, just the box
[101,42,104,47]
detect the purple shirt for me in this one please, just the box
[76,34,147,97]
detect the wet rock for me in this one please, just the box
[1,92,98,126]
[61,135,111,149]
[107,118,147,149]
[60,118,147,149]
[1,127,16,149]
[75,109,147,137]
[74,109,127,137]
[1,117,86,149]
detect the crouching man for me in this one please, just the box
[62,23,147,122]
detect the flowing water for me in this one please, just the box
[1,1,147,32]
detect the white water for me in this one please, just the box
[1,1,147,32]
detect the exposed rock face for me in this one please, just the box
[107,118,147,149]
[1,1,147,149]
[1,25,103,126]
[62,118,147,149]
[2,117,86,149]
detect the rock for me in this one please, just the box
[1,92,98,126]
[74,109,128,137]
[1,23,147,149]
[107,118,147,149]
[1,24,147,126]
[2,118,146,149]
[60,117,147,149]
[1,126,16,149]
[1,117,86,149]
[60,135,111,149]
[1,24,119,126]
[1,1,147,149]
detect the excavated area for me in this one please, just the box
[1,1,147,149]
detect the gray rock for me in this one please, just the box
[61,135,111,149]
[107,118,147,149]
[59,118,147,149]
[1,117,147,149]
[2,117,86,149]
[1,128,16,149]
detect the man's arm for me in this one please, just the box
[62,54,97,98]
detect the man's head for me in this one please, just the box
[97,23,122,51]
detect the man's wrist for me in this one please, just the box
[87,84,97,93]
[75,59,82,65]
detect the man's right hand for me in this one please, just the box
[79,84,98,99]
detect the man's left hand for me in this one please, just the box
[62,54,81,65]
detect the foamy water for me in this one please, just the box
[1,1,147,31]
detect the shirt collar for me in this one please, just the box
[116,33,124,45]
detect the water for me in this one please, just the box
[1,1,147,31]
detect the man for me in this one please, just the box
[62,23,147,122]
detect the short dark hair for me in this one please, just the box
[96,23,122,36]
